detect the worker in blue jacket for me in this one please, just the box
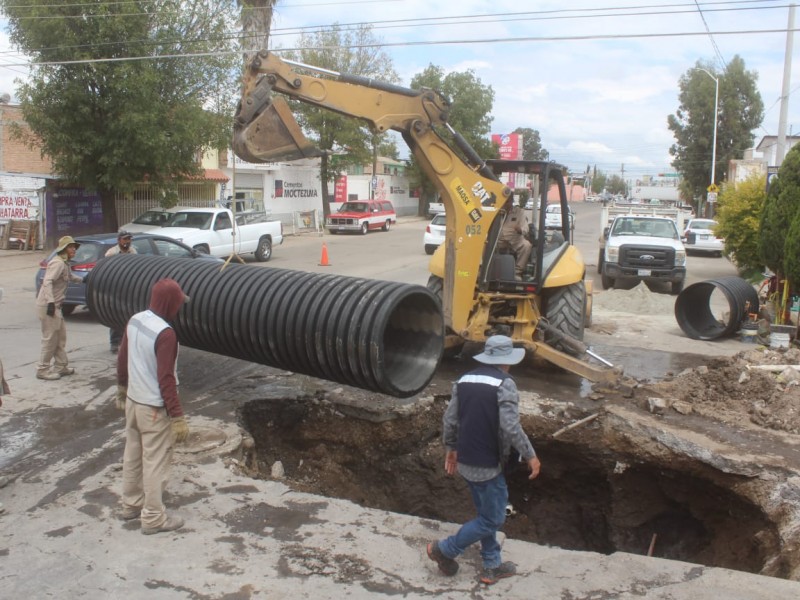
[426,335,541,585]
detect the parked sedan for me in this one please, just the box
[423,213,446,255]
[682,218,724,257]
[35,233,223,315]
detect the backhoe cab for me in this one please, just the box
[233,51,618,383]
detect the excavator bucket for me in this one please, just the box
[233,94,322,163]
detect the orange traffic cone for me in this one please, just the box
[319,242,331,266]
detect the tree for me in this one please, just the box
[512,126,549,160]
[760,145,800,286]
[668,56,764,206]
[239,1,276,66]
[606,174,627,195]
[2,0,239,230]
[284,24,398,216]
[714,174,766,272]
[407,65,496,211]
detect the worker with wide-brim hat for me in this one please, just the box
[105,230,138,353]
[35,235,83,380]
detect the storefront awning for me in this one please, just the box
[183,169,230,183]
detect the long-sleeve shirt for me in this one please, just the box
[36,255,81,307]
[443,369,535,482]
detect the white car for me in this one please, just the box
[683,218,724,257]
[423,213,446,255]
[544,203,575,230]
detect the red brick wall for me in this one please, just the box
[0,104,53,175]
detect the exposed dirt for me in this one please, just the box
[231,282,800,580]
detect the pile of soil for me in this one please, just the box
[642,347,800,434]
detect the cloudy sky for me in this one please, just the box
[0,1,796,182]
[267,0,799,180]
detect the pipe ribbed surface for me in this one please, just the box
[86,255,444,398]
[674,276,759,340]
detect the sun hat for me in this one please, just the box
[55,235,80,253]
[473,335,526,365]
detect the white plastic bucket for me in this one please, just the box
[770,332,790,349]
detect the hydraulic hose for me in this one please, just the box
[86,255,444,398]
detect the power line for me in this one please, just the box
[2,27,798,68]
[694,0,729,68]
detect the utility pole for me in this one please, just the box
[620,163,625,197]
[776,3,796,165]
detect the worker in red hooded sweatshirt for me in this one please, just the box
[115,278,190,535]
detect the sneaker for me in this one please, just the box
[120,506,141,521]
[480,561,517,585]
[57,367,75,376]
[426,542,459,576]
[36,371,61,381]
[141,516,184,535]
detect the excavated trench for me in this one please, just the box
[237,395,789,579]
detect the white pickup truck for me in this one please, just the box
[598,214,687,294]
[158,207,283,261]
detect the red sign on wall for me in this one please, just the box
[334,175,348,203]
[491,133,522,160]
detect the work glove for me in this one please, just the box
[46,302,56,317]
[171,416,189,444]
[115,385,127,411]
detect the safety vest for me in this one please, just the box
[455,366,509,468]
[126,310,178,407]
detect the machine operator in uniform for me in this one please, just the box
[497,196,532,279]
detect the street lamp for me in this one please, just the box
[695,68,719,215]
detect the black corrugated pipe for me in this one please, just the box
[86,255,444,398]
[674,276,759,340]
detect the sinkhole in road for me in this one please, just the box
[239,395,786,578]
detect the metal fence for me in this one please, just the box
[114,182,217,225]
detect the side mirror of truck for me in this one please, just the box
[603,226,610,239]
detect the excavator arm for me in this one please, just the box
[233,51,621,384]
[233,50,511,335]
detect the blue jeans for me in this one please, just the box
[439,473,508,569]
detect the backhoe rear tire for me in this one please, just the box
[543,281,586,355]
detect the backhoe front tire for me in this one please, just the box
[543,281,586,355]
[426,275,464,358]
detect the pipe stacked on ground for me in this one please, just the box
[675,276,759,340]
[86,254,443,398]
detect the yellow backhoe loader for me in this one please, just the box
[233,51,618,383]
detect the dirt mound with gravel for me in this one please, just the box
[640,347,800,434]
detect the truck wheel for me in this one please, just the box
[543,281,586,355]
[425,244,435,255]
[328,229,338,235]
[671,279,685,295]
[597,250,604,274]
[255,237,272,262]
[601,271,615,290]
[360,222,369,235]
[193,244,209,254]
[382,220,391,232]
[61,304,76,317]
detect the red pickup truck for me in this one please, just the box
[326,200,396,235]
